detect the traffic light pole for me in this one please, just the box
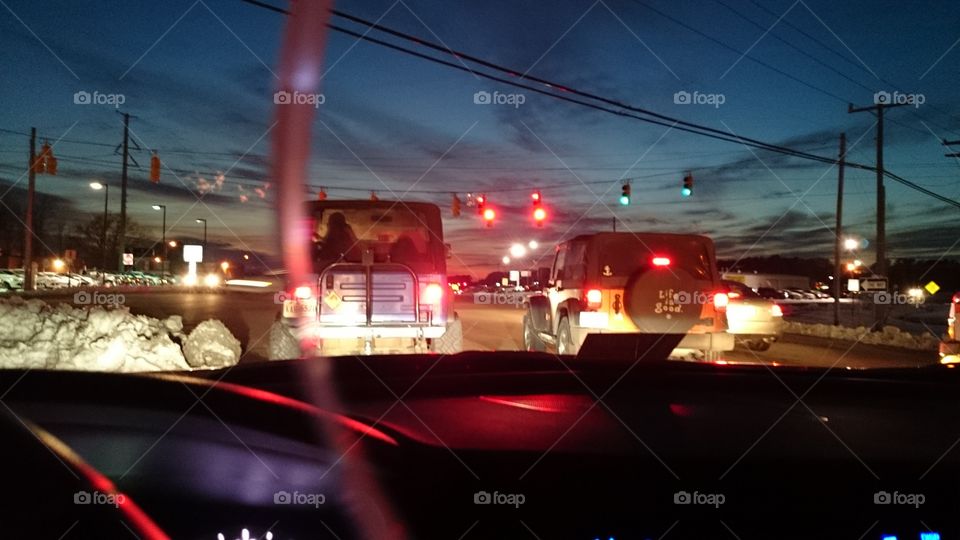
[833,133,846,326]
[23,127,36,291]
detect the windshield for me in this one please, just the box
[0,1,956,372]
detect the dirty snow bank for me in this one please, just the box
[0,296,240,371]
[782,321,940,351]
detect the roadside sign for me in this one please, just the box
[861,278,888,291]
[183,244,203,263]
[847,279,860,292]
[509,270,520,282]
[122,253,134,266]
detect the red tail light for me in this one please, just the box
[652,256,671,267]
[727,291,741,299]
[423,283,443,304]
[953,293,960,304]
[585,288,602,310]
[713,292,729,310]
[294,285,313,299]
[771,304,783,317]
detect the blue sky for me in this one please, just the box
[1,0,958,276]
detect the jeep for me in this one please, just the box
[522,232,734,360]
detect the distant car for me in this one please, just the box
[0,269,23,290]
[723,280,783,351]
[756,287,782,299]
[940,293,960,363]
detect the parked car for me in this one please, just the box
[940,292,960,363]
[723,280,783,351]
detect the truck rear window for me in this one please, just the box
[596,236,712,280]
[311,207,441,272]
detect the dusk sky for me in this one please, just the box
[1,0,959,278]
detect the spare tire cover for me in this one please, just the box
[624,267,703,333]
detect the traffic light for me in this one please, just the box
[682,173,693,197]
[476,194,486,214]
[317,188,327,200]
[149,151,160,183]
[370,191,379,201]
[34,142,56,175]
[619,183,631,205]
[482,207,495,228]
[531,190,546,227]
[452,194,461,217]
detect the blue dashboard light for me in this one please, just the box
[920,533,940,540]
[881,536,897,540]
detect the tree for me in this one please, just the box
[75,213,144,270]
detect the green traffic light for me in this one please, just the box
[619,195,630,205]
[681,187,692,197]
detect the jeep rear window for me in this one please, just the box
[596,236,712,280]
[311,207,442,272]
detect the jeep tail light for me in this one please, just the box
[713,292,729,311]
[953,293,960,304]
[294,285,313,299]
[771,304,783,317]
[585,288,602,310]
[652,256,671,267]
[423,283,443,304]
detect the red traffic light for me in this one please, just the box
[483,208,495,221]
[533,206,546,224]
[531,191,541,202]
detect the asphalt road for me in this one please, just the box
[19,290,939,368]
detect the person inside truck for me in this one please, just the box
[316,212,359,264]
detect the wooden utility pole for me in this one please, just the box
[118,112,130,270]
[833,133,846,326]
[23,128,36,291]
[848,101,906,328]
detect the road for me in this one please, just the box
[21,290,938,368]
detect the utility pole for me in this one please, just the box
[612,216,616,232]
[848,101,906,328]
[944,139,960,159]
[23,128,36,291]
[833,133,846,326]
[118,112,130,271]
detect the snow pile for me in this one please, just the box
[268,320,301,361]
[0,297,241,372]
[782,321,940,351]
[183,319,241,368]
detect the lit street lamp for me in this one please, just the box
[152,205,168,274]
[843,237,859,251]
[89,182,108,282]
[528,240,538,250]
[501,256,511,265]
[509,243,527,259]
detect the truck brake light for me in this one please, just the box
[294,285,313,299]
[585,289,602,310]
[423,283,443,304]
[713,292,729,311]
[652,256,671,267]
[771,304,783,317]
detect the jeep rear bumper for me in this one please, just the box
[571,325,735,352]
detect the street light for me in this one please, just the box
[843,237,859,251]
[528,240,538,250]
[195,218,207,248]
[168,240,178,248]
[152,204,167,274]
[501,256,511,265]
[509,243,527,258]
[89,182,108,282]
